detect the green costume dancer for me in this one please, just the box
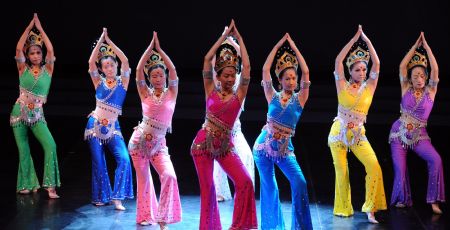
[10,14,60,198]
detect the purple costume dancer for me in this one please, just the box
[389,33,444,214]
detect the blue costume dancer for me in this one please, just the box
[253,34,313,230]
[85,28,133,210]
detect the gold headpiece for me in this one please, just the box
[275,50,298,77]
[97,43,116,63]
[144,51,166,75]
[214,39,241,73]
[25,30,43,50]
[346,46,370,69]
[407,51,428,70]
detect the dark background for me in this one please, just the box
[1,0,449,227]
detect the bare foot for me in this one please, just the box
[395,203,406,208]
[140,221,151,226]
[431,203,442,214]
[112,200,125,211]
[45,187,60,199]
[217,195,225,202]
[159,222,168,230]
[18,189,30,194]
[367,212,379,224]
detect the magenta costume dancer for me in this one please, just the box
[191,21,257,230]
[128,32,181,228]
[389,33,444,214]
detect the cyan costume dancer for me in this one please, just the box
[11,13,60,199]
[85,28,133,210]
[191,20,257,230]
[389,32,444,214]
[212,36,255,202]
[129,32,182,229]
[254,33,312,230]
[328,25,386,223]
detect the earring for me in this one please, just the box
[278,84,282,91]
[295,82,299,91]
[217,81,222,90]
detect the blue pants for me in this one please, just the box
[254,154,313,230]
[88,135,134,203]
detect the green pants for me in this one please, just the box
[12,121,60,192]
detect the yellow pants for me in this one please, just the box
[329,123,387,216]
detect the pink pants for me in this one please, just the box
[131,152,182,224]
[192,153,257,230]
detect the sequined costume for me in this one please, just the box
[253,92,312,230]
[10,67,60,192]
[213,118,255,201]
[128,88,182,224]
[389,87,445,206]
[328,82,387,216]
[191,90,257,230]
[84,71,133,204]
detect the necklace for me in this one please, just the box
[218,88,232,100]
[413,88,424,102]
[280,91,293,104]
[31,66,41,78]
[151,88,167,105]
[105,78,117,88]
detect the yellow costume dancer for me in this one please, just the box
[328,26,386,222]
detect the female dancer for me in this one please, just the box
[389,32,444,214]
[191,20,257,230]
[212,36,255,202]
[253,33,312,230]
[85,28,133,210]
[328,25,386,223]
[128,32,182,228]
[11,13,60,198]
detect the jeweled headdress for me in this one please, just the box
[407,50,428,70]
[144,51,166,75]
[25,30,43,50]
[346,46,370,70]
[97,43,116,63]
[214,39,241,73]
[275,45,298,77]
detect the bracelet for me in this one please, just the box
[240,76,250,86]
[202,70,213,79]
[333,71,342,81]
[300,80,311,89]
[136,79,147,87]
[399,75,408,82]
[169,77,179,87]
[14,56,26,63]
[428,78,439,88]
[121,69,131,78]
[45,56,56,64]
[261,80,273,88]
[369,71,379,80]
[89,69,100,78]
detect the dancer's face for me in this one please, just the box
[349,61,367,83]
[410,66,427,89]
[218,67,237,91]
[100,57,118,78]
[27,45,43,66]
[149,67,166,89]
[279,68,297,91]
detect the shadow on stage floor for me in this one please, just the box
[1,116,448,229]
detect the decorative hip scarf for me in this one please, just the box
[10,87,47,127]
[129,115,169,157]
[191,113,234,158]
[328,105,368,147]
[254,118,295,159]
[84,101,122,142]
[389,108,429,149]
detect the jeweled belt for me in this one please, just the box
[264,120,294,140]
[337,105,366,129]
[90,102,121,125]
[17,87,47,110]
[137,116,169,141]
[202,113,232,138]
[399,111,427,130]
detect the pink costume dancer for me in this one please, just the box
[212,37,255,201]
[191,21,257,230]
[128,32,181,228]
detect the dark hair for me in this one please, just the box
[25,45,45,67]
[216,66,238,77]
[407,65,429,81]
[146,64,168,77]
[278,67,297,80]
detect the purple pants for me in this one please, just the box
[390,139,445,206]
